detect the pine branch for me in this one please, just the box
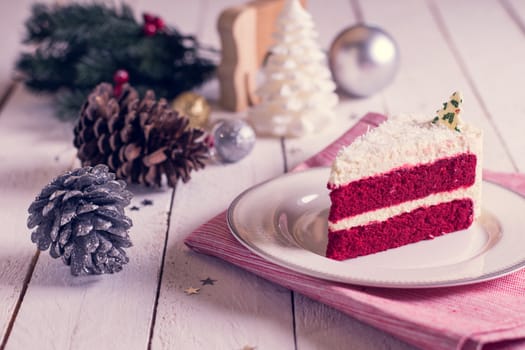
[16,2,217,120]
[24,3,137,44]
[56,89,90,120]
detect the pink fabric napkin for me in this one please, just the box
[185,113,525,350]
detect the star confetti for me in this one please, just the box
[184,287,200,295]
[141,199,154,206]
[200,277,217,286]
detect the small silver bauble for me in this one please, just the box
[212,119,256,163]
[329,24,400,97]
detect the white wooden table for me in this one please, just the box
[1,1,524,349]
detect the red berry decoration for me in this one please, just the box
[154,17,165,31]
[113,69,129,97]
[143,13,155,23]
[113,69,129,85]
[113,84,123,98]
[142,12,164,36]
[143,22,157,36]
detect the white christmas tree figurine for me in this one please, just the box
[248,0,338,137]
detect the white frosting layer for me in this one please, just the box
[328,115,483,187]
[328,185,481,231]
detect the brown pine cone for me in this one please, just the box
[74,83,209,187]
[74,83,138,174]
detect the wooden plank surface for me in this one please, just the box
[505,0,525,33]
[0,0,37,96]
[0,0,60,113]
[149,2,294,348]
[6,183,172,350]
[4,1,200,349]
[150,141,294,349]
[0,0,523,349]
[0,0,65,343]
[0,89,74,346]
[431,0,524,171]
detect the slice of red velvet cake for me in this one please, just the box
[326,93,482,260]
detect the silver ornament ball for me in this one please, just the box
[212,119,256,163]
[329,24,400,97]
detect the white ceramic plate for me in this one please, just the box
[227,167,525,288]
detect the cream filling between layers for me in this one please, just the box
[328,184,481,232]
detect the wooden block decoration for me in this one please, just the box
[217,0,307,112]
[217,5,258,112]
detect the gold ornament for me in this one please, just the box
[172,92,211,129]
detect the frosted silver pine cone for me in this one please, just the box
[27,164,133,276]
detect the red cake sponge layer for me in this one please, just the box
[328,154,477,222]
[326,199,474,261]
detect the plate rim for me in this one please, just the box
[227,167,525,288]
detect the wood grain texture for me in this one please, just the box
[6,186,172,350]
[0,0,523,349]
[503,0,525,34]
[0,89,74,345]
[150,139,295,349]
[431,0,524,171]
[295,300,418,350]
[0,0,39,95]
[4,1,205,349]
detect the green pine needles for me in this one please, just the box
[16,3,217,119]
